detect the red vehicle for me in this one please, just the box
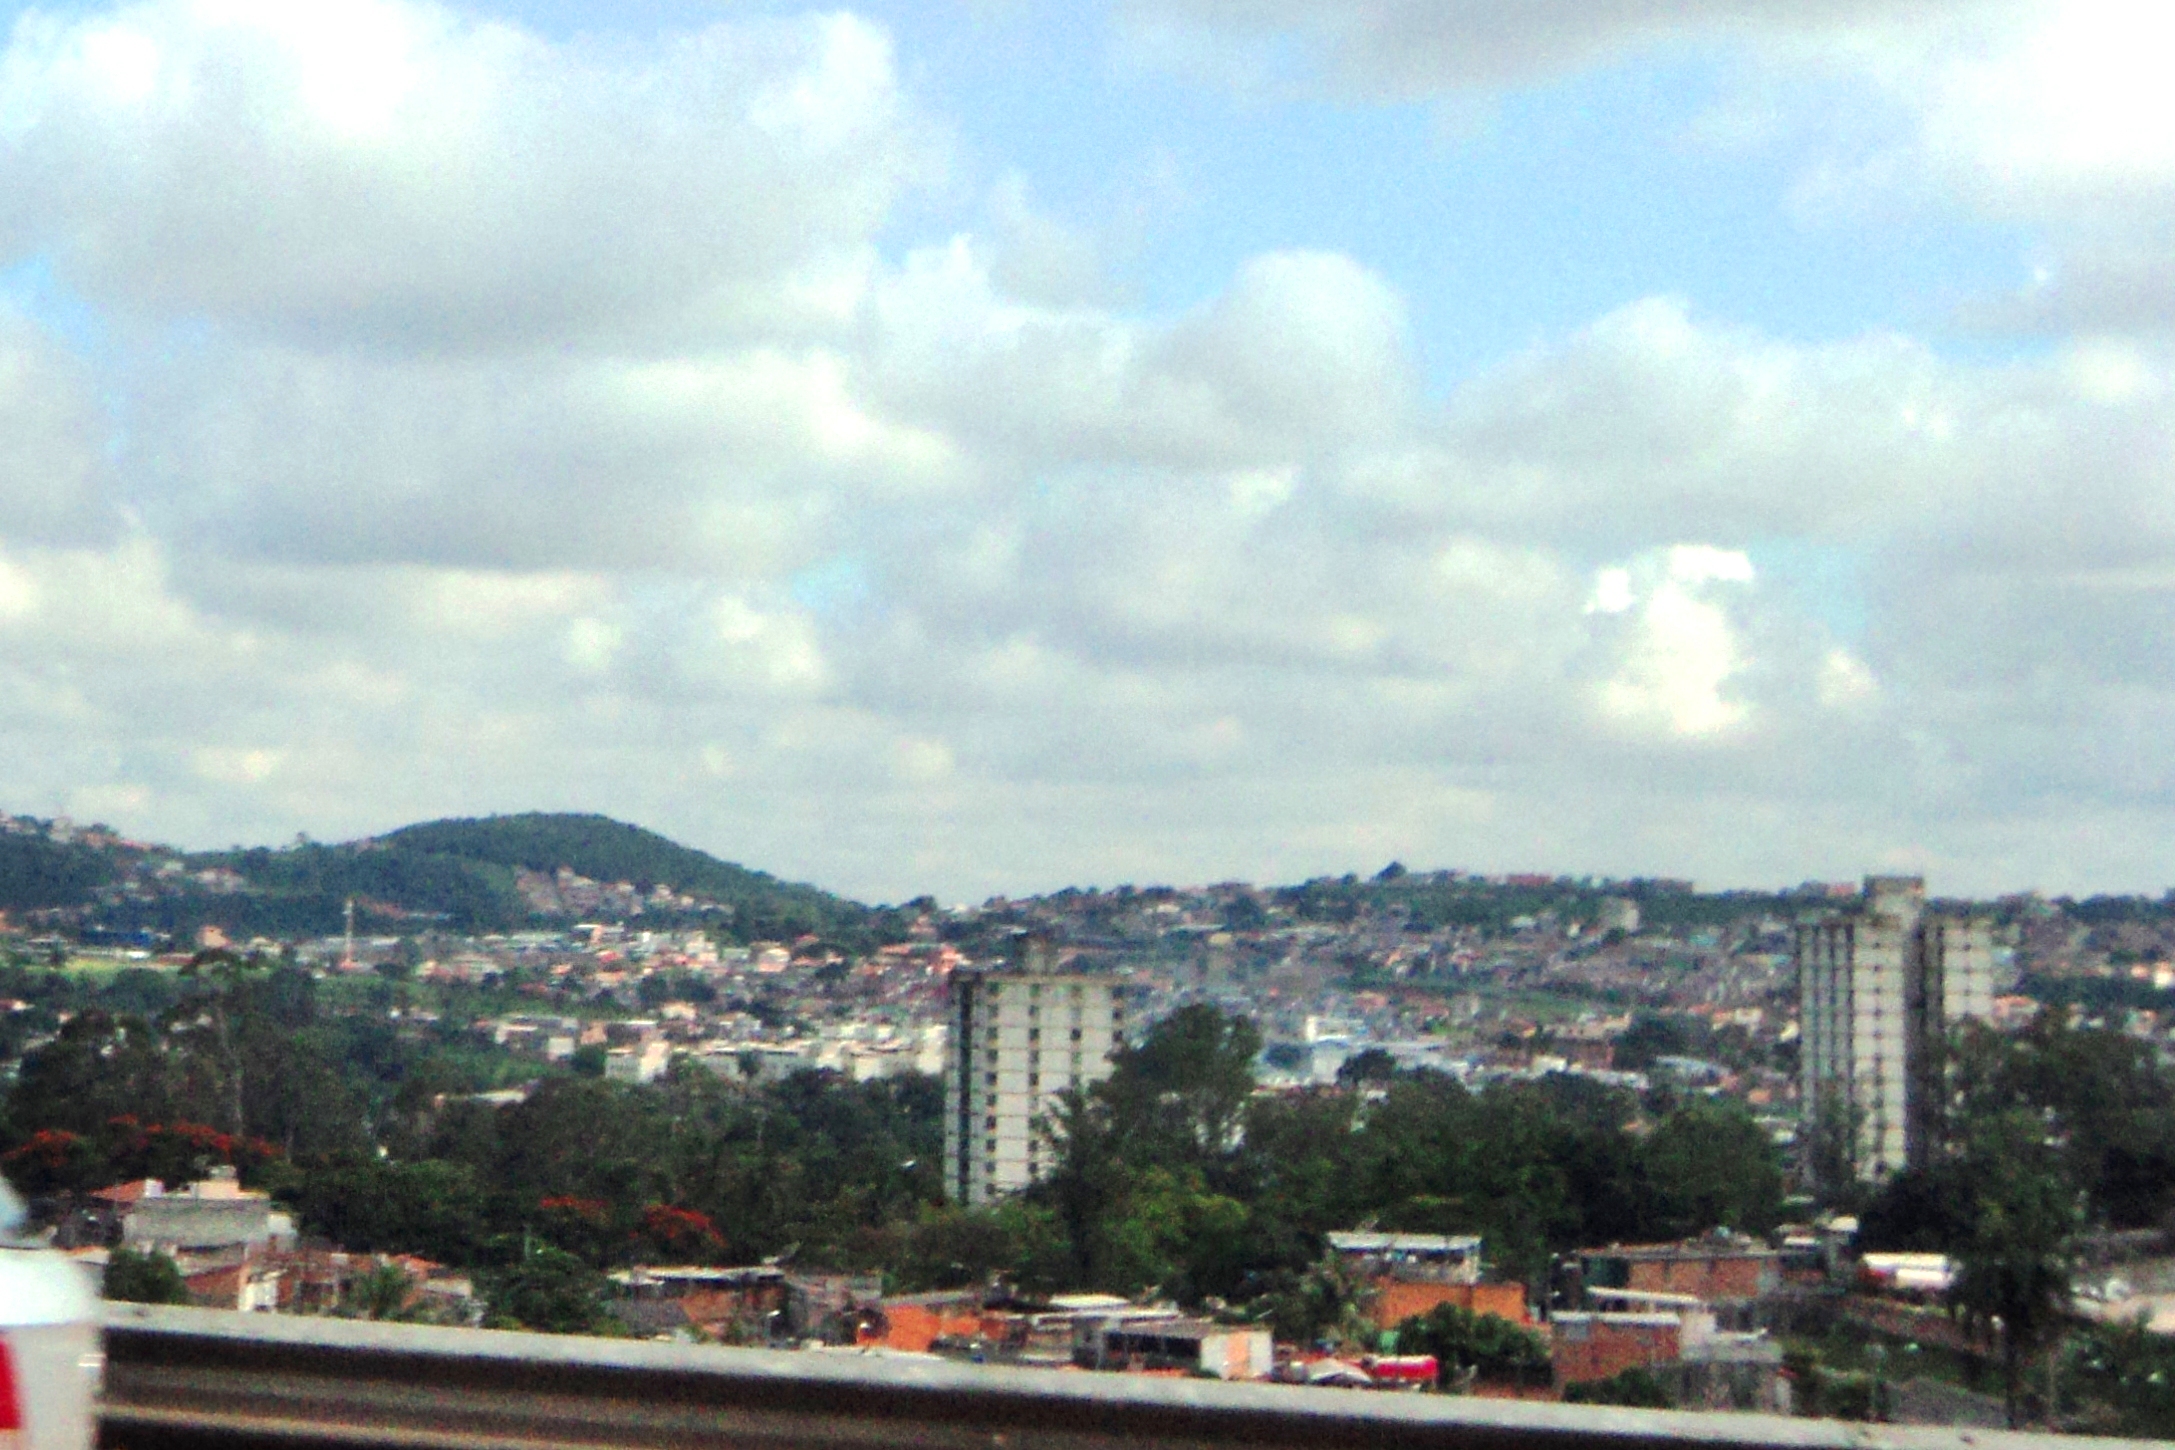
[1360,1354,1440,1387]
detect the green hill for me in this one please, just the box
[372,813,869,938]
[0,831,115,911]
[201,839,527,933]
[0,809,878,942]
[53,813,877,941]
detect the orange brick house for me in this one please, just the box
[1327,1230,1531,1329]
[1373,1279,1530,1329]
[1576,1233,1781,1324]
[1550,1313,1682,1388]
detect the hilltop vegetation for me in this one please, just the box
[0,811,878,942]
[193,840,526,934]
[0,832,114,911]
[377,814,868,939]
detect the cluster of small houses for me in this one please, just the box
[64,1172,1969,1410]
[601,1229,1846,1408]
[56,1170,477,1317]
[473,1012,952,1087]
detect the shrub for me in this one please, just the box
[1564,1366,1672,1408]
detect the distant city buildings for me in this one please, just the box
[1796,876,1995,1182]
[944,940,1120,1206]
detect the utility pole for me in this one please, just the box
[342,896,356,971]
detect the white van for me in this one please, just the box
[0,1177,100,1450]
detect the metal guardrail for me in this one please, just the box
[96,1303,2138,1450]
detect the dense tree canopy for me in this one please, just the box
[10,985,1793,1332]
[1020,1006,1786,1305]
[102,1247,190,1305]
[1852,1012,2171,1427]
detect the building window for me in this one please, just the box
[985,1114,996,1130]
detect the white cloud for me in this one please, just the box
[1594,546,1757,739]
[194,747,285,785]
[1588,566,1635,615]
[0,306,112,543]
[1123,2,2175,343]
[1117,0,2016,95]
[862,240,1412,473]
[0,240,2160,895]
[132,339,956,572]
[1903,1,2175,200]
[703,594,832,695]
[1818,648,1879,707]
[0,0,928,350]
[3,0,2175,897]
[562,616,622,673]
[1760,4,2175,338]
[891,736,955,783]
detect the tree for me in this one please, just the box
[340,1264,417,1321]
[1027,1085,1129,1289]
[1564,1366,1673,1408]
[1949,1110,2079,1427]
[103,1247,191,1305]
[282,1158,491,1266]
[1953,1016,2175,1229]
[887,1205,1020,1292]
[1857,1162,1976,1253]
[1802,1083,1867,1206]
[1256,1251,1376,1349]
[1394,1302,1549,1386]
[1642,1098,1783,1237]
[8,1012,178,1136]
[1234,1087,1363,1241]
[480,1247,616,1334]
[1610,1011,1703,1072]
[1335,1048,1398,1087]
[1100,1005,1261,1170]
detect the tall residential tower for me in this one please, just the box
[943,943,1120,1206]
[1796,876,1995,1183]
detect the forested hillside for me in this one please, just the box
[0,811,879,941]
[378,814,869,938]
[0,832,114,911]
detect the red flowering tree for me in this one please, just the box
[0,1129,96,1195]
[635,1204,725,1263]
[99,1117,281,1189]
[536,1195,620,1262]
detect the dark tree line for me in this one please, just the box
[5,983,1790,1333]
[944,1005,1783,1317]
[1849,1012,2175,1427]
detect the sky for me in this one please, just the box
[0,0,2170,903]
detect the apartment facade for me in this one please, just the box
[1796,876,1994,1182]
[943,958,1120,1206]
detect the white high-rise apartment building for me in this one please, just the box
[1796,876,1995,1183]
[943,954,1120,1206]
